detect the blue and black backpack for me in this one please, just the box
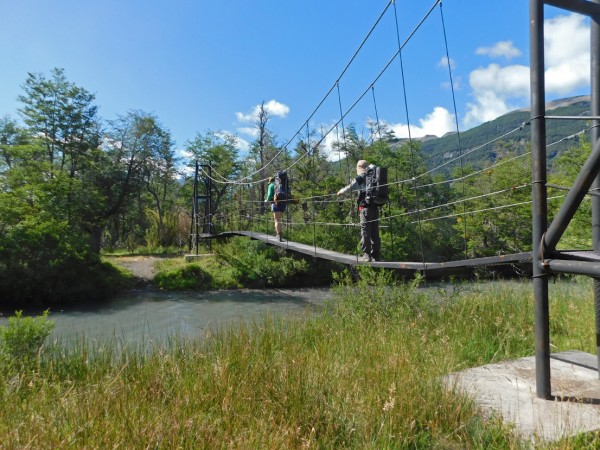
[274,170,290,206]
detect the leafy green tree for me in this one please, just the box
[18,68,100,178]
[98,111,181,250]
[451,145,532,258]
[548,138,592,248]
[139,116,179,247]
[0,116,30,170]
[0,69,124,305]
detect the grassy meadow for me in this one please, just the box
[0,271,598,448]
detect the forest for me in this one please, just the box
[0,68,592,306]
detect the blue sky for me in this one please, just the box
[0,1,591,156]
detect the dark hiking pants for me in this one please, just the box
[359,206,381,259]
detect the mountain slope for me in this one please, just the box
[419,95,591,172]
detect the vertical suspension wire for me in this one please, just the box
[336,81,351,176]
[309,122,317,256]
[284,142,290,248]
[335,123,342,170]
[265,172,270,236]
[393,0,427,269]
[250,181,255,238]
[371,86,383,142]
[238,182,242,231]
[439,0,468,260]
[371,85,396,259]
[337,81,359,261]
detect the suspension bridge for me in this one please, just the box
[187,0,600,405]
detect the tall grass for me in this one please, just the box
[0,275,596,448]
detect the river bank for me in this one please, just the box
[105,239,339,291]
[0,277,596,447]
[105,255,162,281]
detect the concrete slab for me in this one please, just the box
[445,351,600,442]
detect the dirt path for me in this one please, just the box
[107,256,162,281]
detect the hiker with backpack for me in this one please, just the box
[265,171,289,242]
[337,159,385,262]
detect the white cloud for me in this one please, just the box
[438,56,456,71]
[463,13,589,129]
[389,106,456,139]
[475,41,521,59]
[235,99,290,123]
[236,136,250,153]
[441,76,462,91]
[237,126,258,139]
[463,63,529,127]
[319,108,455,161]
[322,131,342,161]
[469,64,530,98]
[310,121,348,161]
[544,14,589,94]
[263,99,290,118]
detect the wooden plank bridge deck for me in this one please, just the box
[197,231,534,277]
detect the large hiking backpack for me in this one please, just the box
[364,165,388,206]
[274,170,290,205]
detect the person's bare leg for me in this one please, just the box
[274,211,283,240]
[274,212,281,234]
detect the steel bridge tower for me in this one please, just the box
[530,0,600,399]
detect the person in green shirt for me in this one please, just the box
[265,177,286,241]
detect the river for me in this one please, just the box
[0,288,333,349]
[3,278,585,350]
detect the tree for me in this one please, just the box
[548,138,592,249]
[18,68,100,178]
[185,131,240,233]
[0,116,30,170]
[450,144,532,258]
[139,116,179,247]
[95,111,181,251]
[248,102,282,213]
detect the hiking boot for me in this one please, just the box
[362,253,372,262]
[372,254,382,262]
[276,234,283,242]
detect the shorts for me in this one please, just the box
[271,202,286,213]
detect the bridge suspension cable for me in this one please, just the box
[190,0,594,266]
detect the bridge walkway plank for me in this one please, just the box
[200,231,533,275]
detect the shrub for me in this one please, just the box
[154,263,212,290]
[214,237,310,288]
[0,217,127,306]
[0,310,55,367]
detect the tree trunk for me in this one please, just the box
[89,225,104,255]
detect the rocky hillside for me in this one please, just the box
[419,95,591,172]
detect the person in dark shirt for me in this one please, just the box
[337,160,381,261]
